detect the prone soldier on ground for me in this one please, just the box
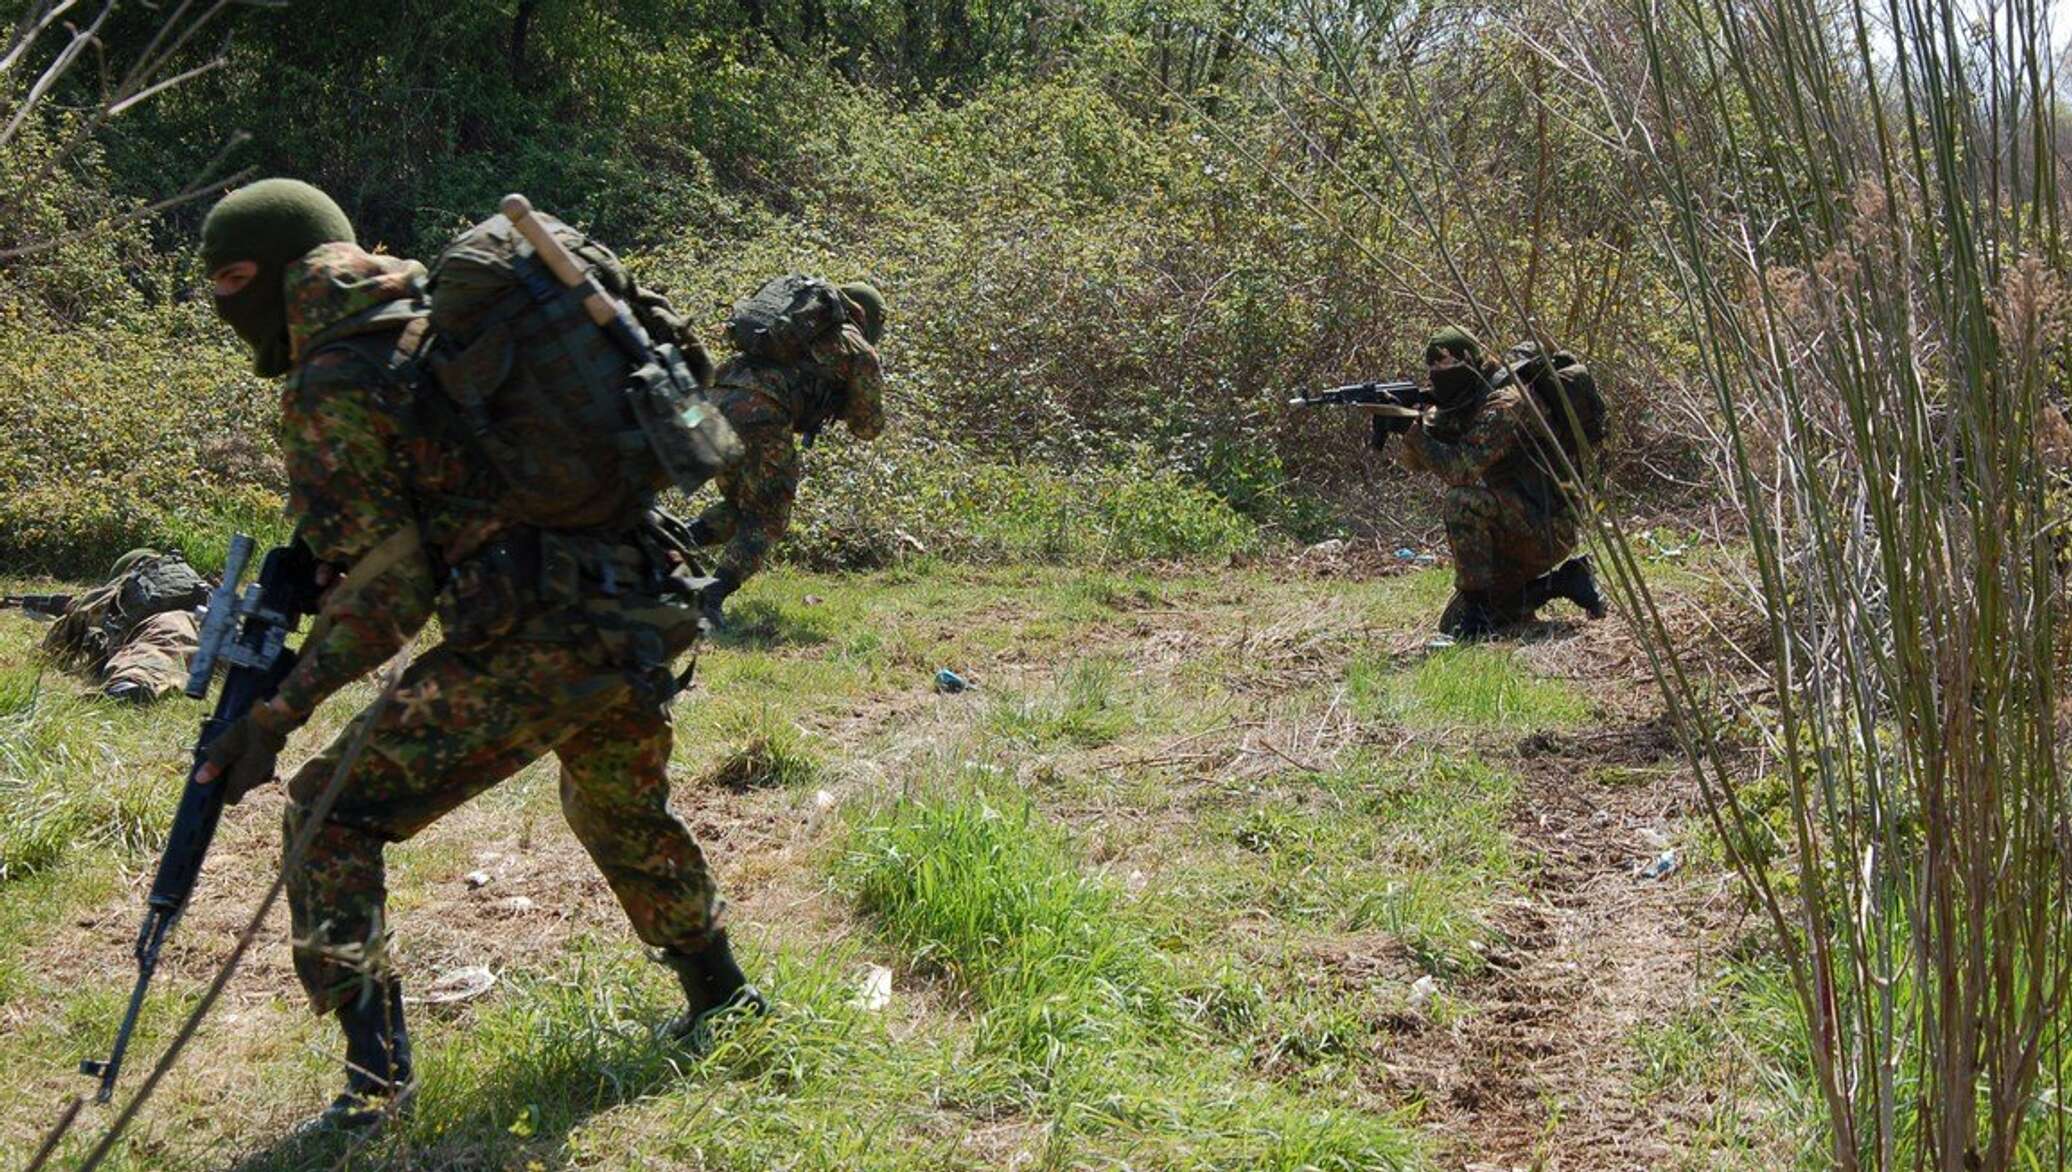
[186,178,757,1134]
[688,274,887,629]
[26,548,210,703]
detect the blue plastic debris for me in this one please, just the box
[934,668,972,694]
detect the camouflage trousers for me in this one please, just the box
[1443,484,1578,620]
[695,405,799,583]
[100,611,200,700]
[282,612,718,1014]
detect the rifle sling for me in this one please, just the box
[299,524,426,655]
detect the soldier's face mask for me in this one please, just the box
[1427,361,1487,412]
[211,262,291,378]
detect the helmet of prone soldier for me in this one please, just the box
[108,548,159,580]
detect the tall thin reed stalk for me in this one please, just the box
[1591,0,2071,1165]
[1230,0,2071,1162]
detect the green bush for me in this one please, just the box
[4,5,1707,575]
[0,299,282,575]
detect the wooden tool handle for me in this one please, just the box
[501,193,615,328]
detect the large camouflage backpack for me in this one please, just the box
[1502,342,1608,480]
[418,210,740,532]
[725,274,852,363]
[43,550,209,668]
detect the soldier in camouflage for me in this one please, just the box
[689,281,886,627]
[1392,326,1606,639]
[39,548,209,703]
[190,179,759,1133]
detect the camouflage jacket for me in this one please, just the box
[268,244,470,725]
[714,323,884,441]
[41,552,209,671]
[697,324,884,581]
[1396,384,1571,521]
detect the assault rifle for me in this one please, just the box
[1286,379,1427,413]
[1289,379,1427,451]
[80,534,322,1102]
[2,593,72,617]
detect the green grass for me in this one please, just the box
[0,656,193,882]
[0,560,1734,1167]
[1350,644,1593,732]
[839,785,1164,1063]
[1190,751,1523,976]
[836,777,1422,1167]
[986,657,1148,749]
[701,703,827,790]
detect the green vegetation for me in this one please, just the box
[1,0,1703,574]
[838,780,1420,1167]
[12,0,2069,1162]
[1199,751,1522,976]
[1,562,1637,1168]
[986,656,1148,749]
[1349,645,1593,733]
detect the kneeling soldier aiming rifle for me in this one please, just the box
[1294,326,1607,639]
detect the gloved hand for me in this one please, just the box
[199,705,294,804]
[700,571,740,633]
[1369,412,1415,451]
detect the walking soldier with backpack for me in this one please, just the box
[191,178,760,1132]
[1387,325,1608,640]
[689,274,888,628]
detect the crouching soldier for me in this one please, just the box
[689,276,887,628]
[1392,326,1606,639]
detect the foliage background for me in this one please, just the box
[0,0,1701,574]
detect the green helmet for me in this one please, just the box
[840,282,886,345]
[109,548,159,580]
[1424,325,1482,366]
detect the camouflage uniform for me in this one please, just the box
[1396,382,1578,622]
[269,243,721,1012]
[697,322,884,585]
[42,552,208,700]
[102,611,204,698]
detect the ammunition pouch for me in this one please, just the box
[436,536,535,651]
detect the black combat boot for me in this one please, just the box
[102,681,150,705]
[699,570,741,633]
[1549,555,1608,619]
[1439,591,1502,641]
[661,929,769,1049]
[304,979,414,1133]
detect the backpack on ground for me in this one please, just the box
[1502,342,1607,479]
[415,209,740,532]
[725,274,851,363]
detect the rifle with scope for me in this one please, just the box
[79,534,322,1102]
[1288,379,1428,451]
